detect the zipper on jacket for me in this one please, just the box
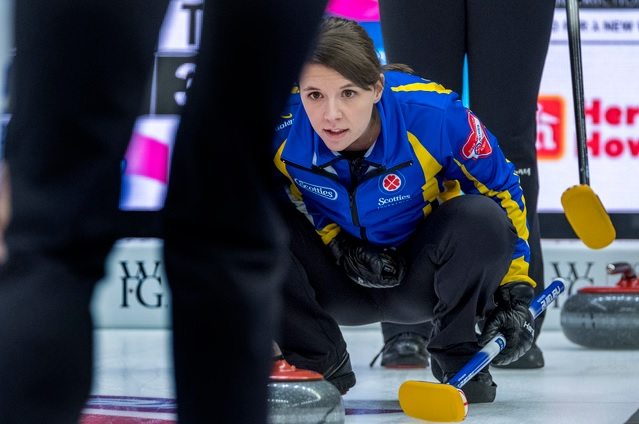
[281,159,340,182]
[351,160,413,242]
[362,160,413,182]
[283,158,414,243]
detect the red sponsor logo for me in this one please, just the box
[587,132,639,158]
[585,99,639,158]
[536,96,565,160]
[461,111,492,159]
[382,173,402,192]
[585,99,639,126]
[539,96,639,159]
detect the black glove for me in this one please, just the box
[328,233,406,288]
[479,282,535,366]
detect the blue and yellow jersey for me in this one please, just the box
[272,71,534,287]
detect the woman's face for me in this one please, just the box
[299,63,383,152]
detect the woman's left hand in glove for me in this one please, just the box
[328,233,406,288]
[342,244,406,288]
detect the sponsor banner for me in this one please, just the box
[157,0,203,53]
[538,8,639,212]
[91,238,171,329]
[152,0,202,115]
[550,8,639,41]
[120,116,179,210]
[92,238,639,330]
[120,0,203,210]
[151,54,198,115]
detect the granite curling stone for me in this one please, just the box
[268,358,345,424]
[561,262,639,349]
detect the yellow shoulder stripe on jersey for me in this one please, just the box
[274,140,302,200]
[502,256,536,287]
[453,158,536,286]
[318,223,341,245]
[274,141,341,245]
[391,82,452,94]
[453,158,529,240]
[439,180,462,203]
[407,132,443,216]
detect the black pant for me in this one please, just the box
[277,195,517,374]
[0,1,326,423]
[378,0,555,339]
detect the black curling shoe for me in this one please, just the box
[431,359,497,404]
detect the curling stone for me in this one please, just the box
[560,262,639,349]
[268,358,345,424]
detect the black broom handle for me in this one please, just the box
[566,0,590,186]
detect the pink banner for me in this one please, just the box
[326,0,380,22]
[124,133,170,183]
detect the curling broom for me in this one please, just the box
[398,278,566,422]
[560,0,615,249]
